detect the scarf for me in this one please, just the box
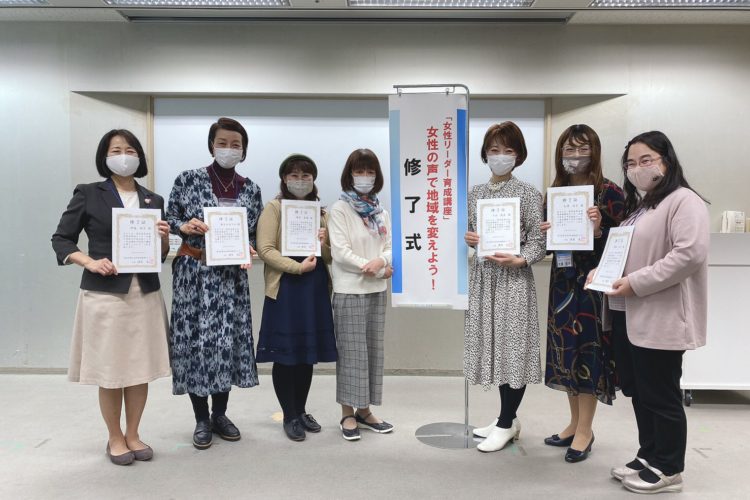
[340,191,388,238]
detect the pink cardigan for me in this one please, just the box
[623,187,709,351]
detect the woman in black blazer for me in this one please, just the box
[52,129,171,466]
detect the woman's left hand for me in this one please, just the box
[361,257,386,276]
[318,228,327,243]
[486,253,526,268]
[382,266,394,279]
[588,207,603,236]
[607,277,634,297]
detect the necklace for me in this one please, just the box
[210,166,235,193]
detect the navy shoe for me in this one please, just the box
[355,411,394,434]
[211,415,241,441]
[283,418,306,442]
[193,419,213,450]
[340,416,361,441]
[565,434,595,463]
[544,433,575,447]
[299,413,321,433]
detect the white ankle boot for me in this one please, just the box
[476,421,521,452]
[473,418,520,439]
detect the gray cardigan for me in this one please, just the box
[623,187,709,350]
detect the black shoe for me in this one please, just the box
[283,418,306,442]
[355,411,394,434]
[299,413,321,433]
[544,433,575,447]
[565,434,595,463]
[211,415,241,441]
[339,416,360,441]
[193,419,213,450]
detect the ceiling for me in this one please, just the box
[1,0,750,23]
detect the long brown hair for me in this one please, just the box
[551,124,604,194]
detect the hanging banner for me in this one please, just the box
[389,93,468,309]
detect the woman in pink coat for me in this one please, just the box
[588,131,709,495]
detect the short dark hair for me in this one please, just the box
[278,155,319,202]
[340,148,384,195]
[95,129,148,178]
[208,117,249,161]
[481,121,527,167]
[551,124,604,194]
[621,130,708,217]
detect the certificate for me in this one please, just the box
[588,226,635,293]
[476,198,520,257]
[203,207,251,266]
[281,200,321,257]
[547,185,594,251]
[111,208,162,274]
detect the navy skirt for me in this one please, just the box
[256,257,337,365]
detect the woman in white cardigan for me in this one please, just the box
[588,131,709,495]
[328,148,394,442]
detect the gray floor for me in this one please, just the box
[2,374,748,500]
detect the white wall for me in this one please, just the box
[1,21,748,369]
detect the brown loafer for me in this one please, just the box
[106,443,135,466]
[132,445,154,461]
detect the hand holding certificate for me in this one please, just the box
[546,185,594,251]
[203,207,251,266]
[111,208,162,273]
[477,198,521,257]
[587,226,635,293]
[281,200,321,257]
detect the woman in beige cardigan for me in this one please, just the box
[255,154,337,442]
[587,131,709,495]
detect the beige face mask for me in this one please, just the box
[627,165,665,192]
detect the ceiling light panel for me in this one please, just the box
[0,0,48,5]
[102,0,290,6]
[348,0,535,7]
[590,0,750,7]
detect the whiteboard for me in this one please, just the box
[153,97,545,210]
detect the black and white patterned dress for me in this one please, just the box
[464,176,546,389]
[167,167,263,397]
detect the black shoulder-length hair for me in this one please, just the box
[621,130,708,217]
[278,155,320,203]
[340,148,384,196]
[95,129,148,178]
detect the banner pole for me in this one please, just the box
[396,84,475,450]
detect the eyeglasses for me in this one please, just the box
[624,156,661,170]
[562,145,591,155]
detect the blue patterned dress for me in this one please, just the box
[167,167,263,396]
[544,180,624,404]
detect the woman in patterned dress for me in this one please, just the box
[167,117,263,450]
[465,122,547,453]
[541,124,625,463]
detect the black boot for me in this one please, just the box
[212,415,241,441]
[193,419,213,450]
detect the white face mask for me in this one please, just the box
[486,154,516,176]
[562,156,591,175]
[106,154,140,177]
[627,165,665,192]
[352,175,376,194]
[214,148,243,169]
[287,180,314,199]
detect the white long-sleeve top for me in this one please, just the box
[328,199,393,295]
